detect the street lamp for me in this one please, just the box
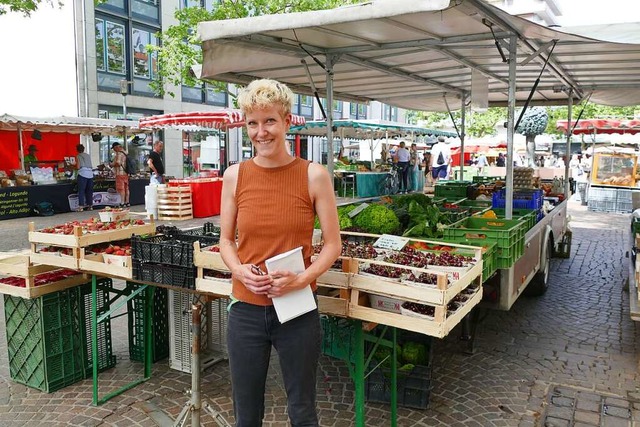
[119,79,132,120]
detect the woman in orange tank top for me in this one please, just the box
[219,79,341,427]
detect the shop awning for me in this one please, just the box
[198,0,640,111]
[556,119,640,135]
[138,109,306,131]
[289,119,455,140]
[0,114,142,136]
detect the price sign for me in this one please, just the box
[347,203,369,218]
[374,234,409,251]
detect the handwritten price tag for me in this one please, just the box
[373,234,409,250]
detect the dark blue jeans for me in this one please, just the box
[227,300,321,427]
[398,161,410,192]
[78,176,94,207]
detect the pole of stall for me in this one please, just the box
[564,89,573,198]
[460,97,466,181]
[354,321,365,427]
[390,327,398,427]
[191,304,202,427]
[17,124,25,171]
[326,55,335,184]
[504,34,518,220]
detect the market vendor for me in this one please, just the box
[24,144,38,166]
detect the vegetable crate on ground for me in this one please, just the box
[168,291,228,374]
[443,217,526,269]
[127,282,170,363]
[157,186,193,221]
[331,232,483,338]
[77,279,116,377]
[320,315,357,363]
[365,329,434,409]
[28,219,155,271]
[4,288,85,393]
[0,250,89,299]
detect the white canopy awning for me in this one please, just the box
[198,0,640,111]
[0,114,143,136]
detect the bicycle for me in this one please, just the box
[378,164,401,195]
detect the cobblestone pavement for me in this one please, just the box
[0,200,637,426]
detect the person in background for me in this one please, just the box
[423,151,431,186]
[148,141,165,184]
[476,152,488,174]
[24,144,38,167]
[496,152,506,167]
[111,142,130,207]
[409,143,420,192]
[219,79,341,427]
[75,144,94,211]
[394,141,411,193]
[430,136,451,182]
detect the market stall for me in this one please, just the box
[0,115,146,219]
[557,119,640,213]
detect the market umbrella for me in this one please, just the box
[556,119,640,135]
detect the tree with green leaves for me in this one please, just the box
[516,107,548,167]
[0,0,61,15]
[413,108,506,139]
[149,0,362,97]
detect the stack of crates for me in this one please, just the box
[443,217,526,269]
[320,316,356,363]
[4,289,85,393]
[434,181,476,201]
[440,238,497,281]
[588,186,633,214]
[127,282,170,363]
[77,279,117,377]
[492,188,544,224]
[168,290,229,374]
[131,224,219,290]
[364,328,434,410]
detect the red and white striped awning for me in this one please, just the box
[556,119,640,135]
[138,110,306,130]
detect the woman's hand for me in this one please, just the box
[266,270,303,298]
[232,264,273,295]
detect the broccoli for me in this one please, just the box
[402,342,429,365]
[353,204,400,235]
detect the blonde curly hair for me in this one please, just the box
[237,79,294,117]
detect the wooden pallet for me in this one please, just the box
[157,186,193,221]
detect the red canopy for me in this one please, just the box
[139,110,306,130]
[556,119,640,135]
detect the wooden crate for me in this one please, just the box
[157,186,193,221]
[29,250,81,270]
[0,272,89,299]
[0,251,57,277]
[193,242,228,271]
[349,284,482,338]
[28,220,156,248]
[78,251,132,280]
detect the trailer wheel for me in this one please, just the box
[525,238,552,297]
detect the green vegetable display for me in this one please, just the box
[402,342,428,365]
[337,205,357,230]
[402,201,447,239]
[353,204,400,235]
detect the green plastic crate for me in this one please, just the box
[78,279,117,378]
[633,218,640,234]
[458,199,493,209]
[4,289,85,393]
[438,206,471,224]
[127,282,169,363]
[477,208,538,232]
[472,176,503,184]
[443,217,526,268]
[321,316,356,363]
[434,181,473,199]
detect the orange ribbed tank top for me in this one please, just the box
[233,157,316,306]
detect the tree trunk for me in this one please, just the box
[526,134,537,168]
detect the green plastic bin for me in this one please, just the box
[4,289,85,393]
[475,208,539,232]
[434,181,473,199]
[127,282,170,363]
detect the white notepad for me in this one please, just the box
[264,246,317,323]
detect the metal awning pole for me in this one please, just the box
[564,89,573,198]
[326,55,335,185]
[460,97,466,181]
[505,34,518,220]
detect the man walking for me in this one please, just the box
[148,141,165,185]
[394,141,411,193]
[111,142,130,207]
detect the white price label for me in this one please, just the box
[347,203,369,218]
[374,234,409,250]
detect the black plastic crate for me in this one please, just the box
[127,283,170,363]
[132,260,196,289]
[78,279,117,378]
[155,223,220,238]
[131,233,219,268]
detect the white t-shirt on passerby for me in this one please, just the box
[396,147,411,162]
[430,143,451,168]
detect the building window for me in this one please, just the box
[383,104,398,122]
[350,103,367,120]
[132,0,159,22]
[132,27,158,79]
[96,18,126,75]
